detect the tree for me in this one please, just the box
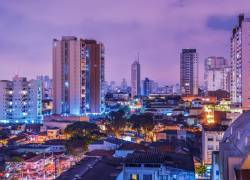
[195,165,206,176]
[129,113,155,141]
[64,121,100,139]
[106,110,127,137]
[11,156,24,163]
[65,136,89,156]
[64,121,103,156]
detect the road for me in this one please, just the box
[56,156,100,180]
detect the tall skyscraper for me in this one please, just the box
[231,15,250,109]
[0,76,43,124]
[204,57,230,92]
[143,78,153,96]
[180,49,199,95]
[53,36,105,115]
[131,60,141,98]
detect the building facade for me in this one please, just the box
[37,75,53,100]
[204,57,230,92]
[220,111,250,180]
[143,78,153,96]
[53,36,105,115]
[0,76,43,124]
[202,126,227,165]
[230,15,250,109]
[131,61,141,98]
[180,49,199,95]
[118,152,195,180]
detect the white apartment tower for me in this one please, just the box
[0,76,43,124]
[131,60,141,98]
[204,57,230,92]
[231,15,250,109]
[53,36,105,115]
[180,49,199,95]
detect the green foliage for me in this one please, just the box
[64,121,102,156]
[64,121,100,138]
[130,113,154,132]
[106,110,127,137]
[65,136,90,156]
[129,113,155,141]
[195,165,206,175]
[11,156,24,162]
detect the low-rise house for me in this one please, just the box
[8,134,29,146]
[114,142,148,158]
[16,142,66,154]
[186,115,200,125]
[47,127,61,139]
[156,129,187,141]
[24,153,53,173]
[10,124,26,135]
[36,131,48,143]
[202,125,227,165]
[88,137,125,152]
[17,144,51,154]
[25,124,42,134]
[43,139,66,153]
[117,152,195,180]
[189,107,203,116]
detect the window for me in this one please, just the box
[208,137,213,141]
[130,174,139,180]
[245,136,250,146]
[159,175,168,180]
[143,174,152,180]
[208,145,213,150]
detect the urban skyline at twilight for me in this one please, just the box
[1,1,250,85]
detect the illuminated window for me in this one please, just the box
[130,174,139,180]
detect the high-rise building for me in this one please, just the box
[204,57,230,92]
[0,76,43,124]
[131,60,141,98]
[180,49,199,95]
[109,81,116,92]
[37,75,53,100]
[143,78,153,96]
[120,78,128,92]
[230,15,250,109]
[53,36,105,115]
[173,83,181,95]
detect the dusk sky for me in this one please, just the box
[1,0,250,85]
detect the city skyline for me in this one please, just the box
[0,1,250,85]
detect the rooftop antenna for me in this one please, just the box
[137,52,140,63]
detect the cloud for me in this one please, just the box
[206,15,236,31]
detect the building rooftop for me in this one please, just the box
[105,137,126,146]
[203,125,228,132]
[158,130,177,135]
[81,157,122,180]
[182,49,196,53]
[25,153,52,163]
[118,142,148,151]
[44,139,66,145]
[124,152,194,172]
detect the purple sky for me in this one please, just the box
[0,0,250,85]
